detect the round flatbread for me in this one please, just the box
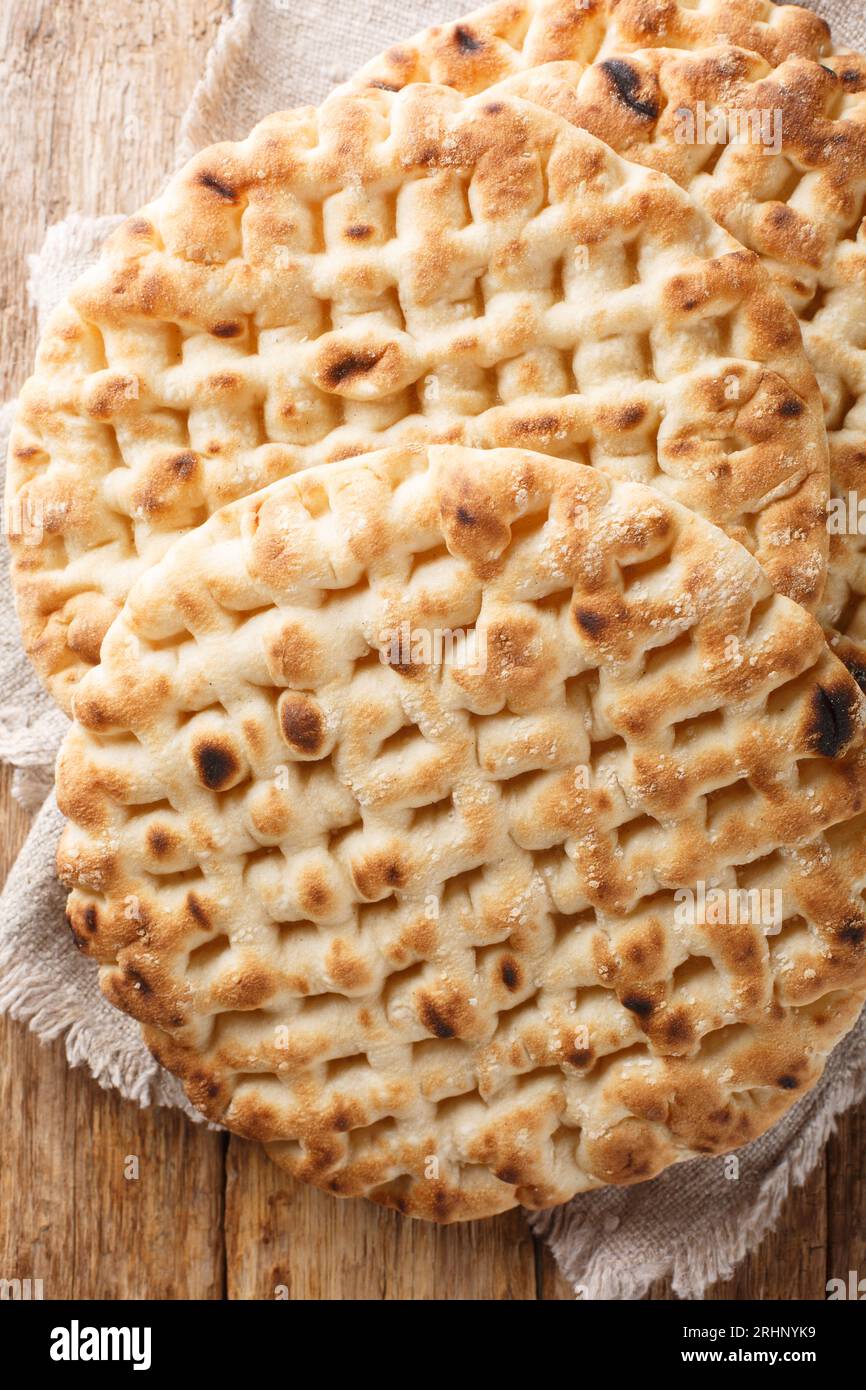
[354,17,866,681]
[7,82,827,712]
[57,444,866,1221]
[478,45,866,693]
[352,0,832,90]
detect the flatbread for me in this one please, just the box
[56,443,866,1221]
[353,12,866,683]
[7,82,827,711]
[476,46,866,693]
[352,0,833,90]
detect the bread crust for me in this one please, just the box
[352,0,832,92]
[56,444,866,1221]
[7,81,827,710]
[475,45,866,699]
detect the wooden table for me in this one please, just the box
[1,0,863,1301]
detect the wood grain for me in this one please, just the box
[0,0,229,1305]
[827,1106,866,1291]
[708,1161,829,1301]
[225,1138,537,1301]
[1,0,864,1301]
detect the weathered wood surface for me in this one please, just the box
[1,0,862,1300]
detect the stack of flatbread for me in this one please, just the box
[7,0,866,1223]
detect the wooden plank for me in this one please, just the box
[0,0,228,1301]
[0,1017,227,1299]
[683,1159,828,1300]
[0,764,32,881]
[225,1136,538,1300]
[66,1092,225,1300]
[826,1098,866,1294]
[0,0,230,400]
[0,762,226,1299]
[537,1237,579,1300]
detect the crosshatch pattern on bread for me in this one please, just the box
[475,44,866,696]
[56,445,866,1222]
[350,0,834,91]
[7,82,829,713]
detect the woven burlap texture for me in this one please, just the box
[1,0,864,1298]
